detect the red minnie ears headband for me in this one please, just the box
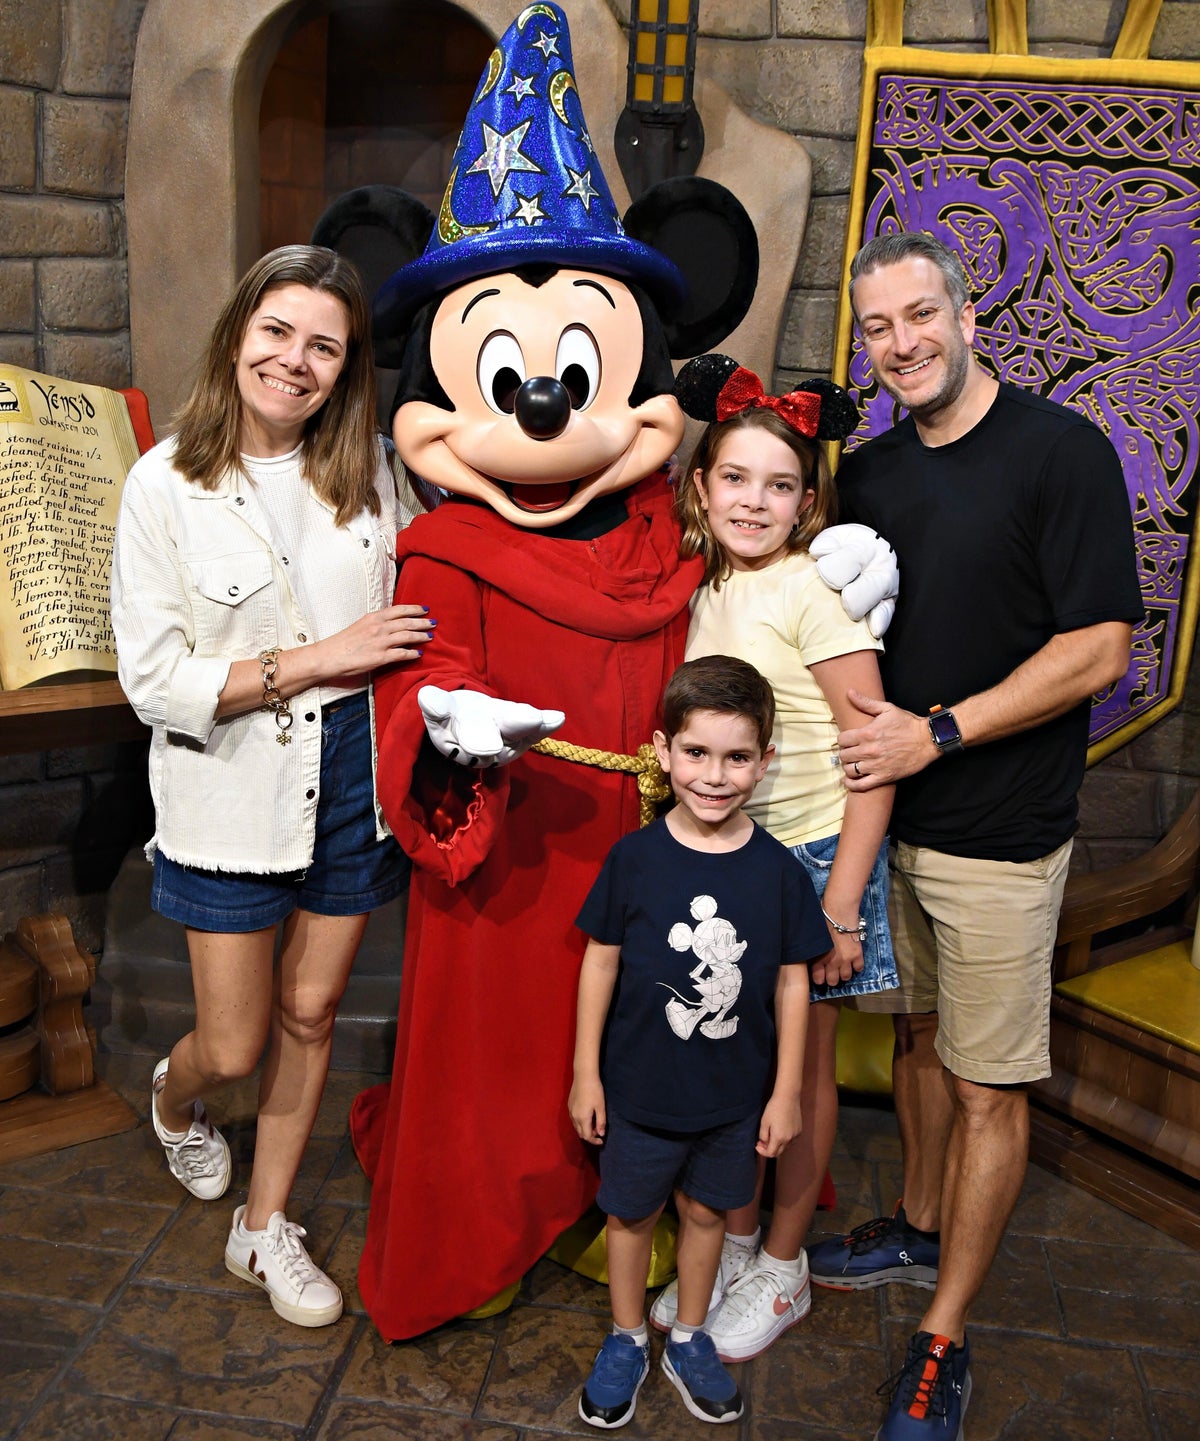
[674,353,860,443]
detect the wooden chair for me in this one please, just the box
[1030,786,1200,1246]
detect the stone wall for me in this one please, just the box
[0,0,1197,962]
[0,0,144,388]
[0,0,149,950]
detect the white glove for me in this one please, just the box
[418,685,565,768]
[809,523,899,638]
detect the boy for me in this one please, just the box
[569,655,832,1428]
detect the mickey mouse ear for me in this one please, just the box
[673,354,740,421]
[791,379,860,442]
[625,178,758,359]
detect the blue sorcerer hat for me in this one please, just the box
[373,2,687,334]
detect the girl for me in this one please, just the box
[111,245,431,1327]
[650,355,898,1360]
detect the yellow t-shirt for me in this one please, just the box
[686,550,883,847]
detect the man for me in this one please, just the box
[812,231,1142,1440]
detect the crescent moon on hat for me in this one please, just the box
[518,4,558,28]
[437,168,494,245]
[548,70,577,126]
[477,48,502,100]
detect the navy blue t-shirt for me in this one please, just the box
[576,818,830,1131]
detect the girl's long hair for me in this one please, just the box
[172,245,381,525]
[676,407,836,589]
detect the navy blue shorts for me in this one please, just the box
[151,693,410,932]
[596,1110,760,1220]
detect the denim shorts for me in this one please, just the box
[596,1109,760,1219]
[151,693,410,932]
[790,832,898,1002]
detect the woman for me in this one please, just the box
[111,245,431,1327]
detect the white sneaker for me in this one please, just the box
[151,1057,231,1201]
[224,1206,343,1327]
[708,1251,811,1361]
[649,1234,756,1333]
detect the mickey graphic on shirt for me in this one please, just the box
[661,894,745,1041]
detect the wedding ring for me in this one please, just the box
[853,761,862,777]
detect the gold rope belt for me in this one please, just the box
[530,737,670,828]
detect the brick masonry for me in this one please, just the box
[0,0,1197,958]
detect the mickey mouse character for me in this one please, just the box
[320,7,901,1343]
[311,2,761,1342]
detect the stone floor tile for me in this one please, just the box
[313,1071,375,1139]
[315,1137,371,1207]
[289,1135,344,1204]
[1009,1161,1192,1250]
[337,1312,498,1411]
[170,1415,304,1439]
[836,1102,904,1163]
[315,1402,518,1441]
[520,1254,615,1316]
[0,1127,184,1206]
[0,1292,100,1348]
[1045,1236,1200,1302]
[17,1392,193,1441]
[749,1425,861,1441]
[0,1233,136,1307]
[803,1281,885,1345]
[1138,1345,1200,1397]
[0,1185,173,1252]
[1059,1285,1200,1347]
[137,1199,244,1290]
[751,1327,888,1433]
[0,1344,68,1437]
[954,1331,1155,1441]
[65,1283,350,1423]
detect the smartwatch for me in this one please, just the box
[927,704,963,756]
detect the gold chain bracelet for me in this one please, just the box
[258,648,293,745]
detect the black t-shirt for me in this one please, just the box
[576,818,829,1131]
[838,383,1143,861]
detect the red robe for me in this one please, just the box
[352,474,703,1340]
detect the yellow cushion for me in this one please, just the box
[1056,942,1200,1054]
[835,1007,895,1093]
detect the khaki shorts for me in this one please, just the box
[853,839,1072,1084]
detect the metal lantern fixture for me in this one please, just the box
[615,0,704,198]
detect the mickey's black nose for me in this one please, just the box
[515,376,571,439]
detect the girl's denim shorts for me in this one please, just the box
[790,832,898,1002]
[152,692,410,932]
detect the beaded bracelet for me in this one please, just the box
[821,907,867,943]
[259,647,293,745]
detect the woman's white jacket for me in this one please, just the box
[110,436,403,873]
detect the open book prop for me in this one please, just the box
[0,363,143,690]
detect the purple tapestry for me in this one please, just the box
[846,72,1200,748]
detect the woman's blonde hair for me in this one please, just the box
[172,245,380,525]
[676,407,836,589]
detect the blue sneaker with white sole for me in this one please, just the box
[578,1332,650,1429]
[808,1204,939,1291]
[662,1330,743,1424]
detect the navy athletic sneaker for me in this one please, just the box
[662,1330,743,1424]
[807,1204,939,1290]
[876,1330,971,1440]
[578,1332,650,1429]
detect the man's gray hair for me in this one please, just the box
[849,231,971,316]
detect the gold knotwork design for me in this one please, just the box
[530,738,671,827]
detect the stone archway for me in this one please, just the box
[127,0,811,432]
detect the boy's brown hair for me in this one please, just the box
[661,655,775,753]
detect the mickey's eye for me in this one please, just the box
[555,325,600,410]
[477,332,526,415]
